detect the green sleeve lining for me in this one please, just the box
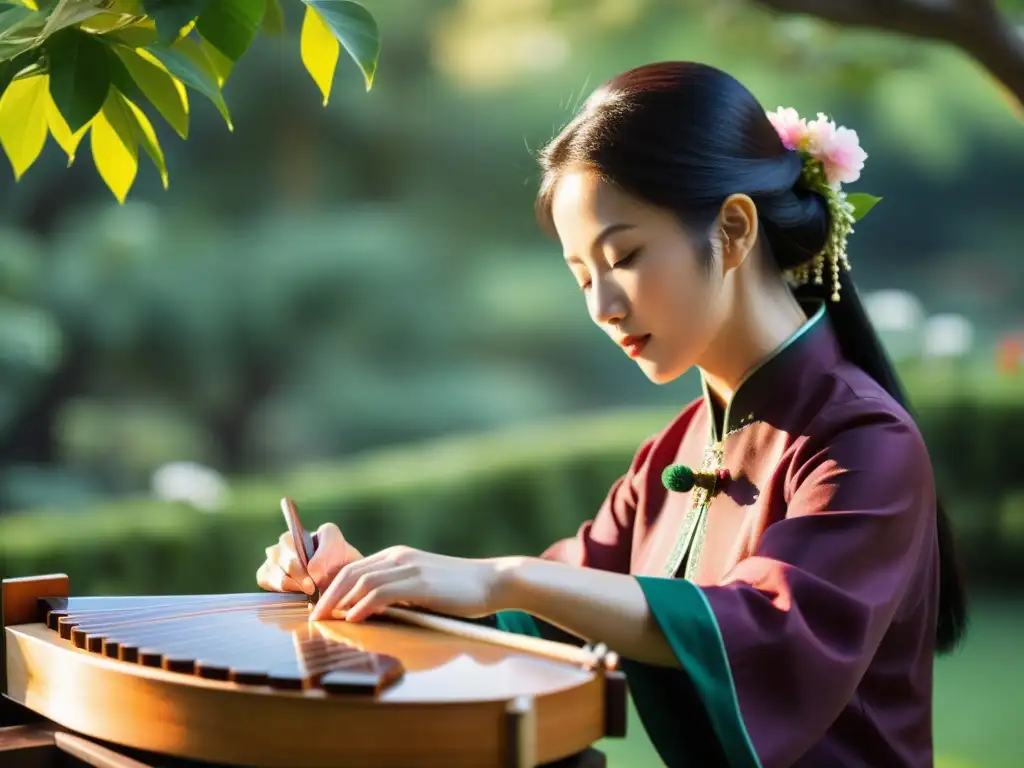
[631,576,761,768]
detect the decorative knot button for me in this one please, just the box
[661,464,730,493]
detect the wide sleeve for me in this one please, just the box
[478,434,659,645]
[627,403,937,768]
[539,434,656,573]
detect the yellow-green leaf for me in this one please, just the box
[145,35,232,130]
[301,0,379,92]
[125,96,167,189]
[300,5,339,105]
[45,85,88,165]
[0,73,48,181]
[113,44,189,138]
[198,33,233,86]
[91,89,138,204]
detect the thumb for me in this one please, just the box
[307,523,360,585]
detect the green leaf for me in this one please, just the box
[102,19,159,48]
[846,192,882,221]
[301,0,379,91]
[0,48,37,94]
[261,0,286,36]
[112,43,188,138]
[144,35,231,130]
[123,93,168,189]
[46,28,111,132]
[105,43,150,106]
[38,1,107,37]
[0,7,47,62]
[142,0,210,44]
[198,33,232,85]
[195,0,265,61]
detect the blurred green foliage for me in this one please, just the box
[1,393,1020,594]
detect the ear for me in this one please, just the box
[715,194,759,272]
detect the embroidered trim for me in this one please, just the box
[663,441,724,578]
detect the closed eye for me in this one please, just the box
[615,248,642,268]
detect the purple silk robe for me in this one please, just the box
[500,302,940,767]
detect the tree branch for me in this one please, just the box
[752,0,957,44]
[752,0,1024,110]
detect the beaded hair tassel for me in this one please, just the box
[766,108,881,302]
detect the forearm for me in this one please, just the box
[491,556,680,668]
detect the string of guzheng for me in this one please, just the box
[277,497,617,672]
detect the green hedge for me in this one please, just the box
[1,395,1021,598]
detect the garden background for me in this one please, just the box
[1,1,1022,765]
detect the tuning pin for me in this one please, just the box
[662,464,730,493]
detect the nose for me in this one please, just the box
[588,278,628,327]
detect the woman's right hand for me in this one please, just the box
[256,522,364,596]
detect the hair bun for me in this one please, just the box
[754,167,830,272]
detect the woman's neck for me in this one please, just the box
[698,280,807,404]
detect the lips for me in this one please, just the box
[619,334,651,358]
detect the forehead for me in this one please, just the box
[550,168,676,259]
[550,169,640,233]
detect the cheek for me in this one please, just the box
[639,254,710,330]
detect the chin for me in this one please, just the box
[637,359,690,386]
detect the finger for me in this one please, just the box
[278,544,316,595]
[309,553,395,620]
[345,580,415,623]
[256,561,305,593]
[306,523,348,586]
[338,566,417,613]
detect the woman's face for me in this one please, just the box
[550,167,727,385]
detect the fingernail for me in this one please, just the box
[302,577,315,594]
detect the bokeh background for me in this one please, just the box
[2,1,1022,765]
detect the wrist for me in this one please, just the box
[486,555,530,613]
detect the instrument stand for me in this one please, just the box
[2,698,609,768]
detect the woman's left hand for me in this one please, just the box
[308,546,511,623]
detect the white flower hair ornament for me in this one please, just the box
[766,107,881,302]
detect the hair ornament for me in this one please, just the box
[766,107,881,302]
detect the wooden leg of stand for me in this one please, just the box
[52,731,153,768]
[0,723,58,768]
[504,695,537,768]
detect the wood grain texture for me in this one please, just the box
[2,574,621,767]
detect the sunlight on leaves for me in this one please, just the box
[113,44,189,138]
[142,0,209,45]
[126,96,167,189]
[198,34,234,86]
[0,72,47,180]
[195,0,265,61]
[300,4,340,105]
[91,88,139,203]
[145,35,233,130]
[301,0,380,91]
[45,87,87,165]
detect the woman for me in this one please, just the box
[256,62,967,767]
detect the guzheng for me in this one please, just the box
[1,573,627,767]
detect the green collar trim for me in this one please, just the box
[699,301,827,442]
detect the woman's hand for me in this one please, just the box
[256,522,363,596]
[308,546,512,623]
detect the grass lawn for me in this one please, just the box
[594,593,1023,767]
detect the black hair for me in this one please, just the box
[535,61,967,654]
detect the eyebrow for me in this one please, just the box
[565,222,636,264]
